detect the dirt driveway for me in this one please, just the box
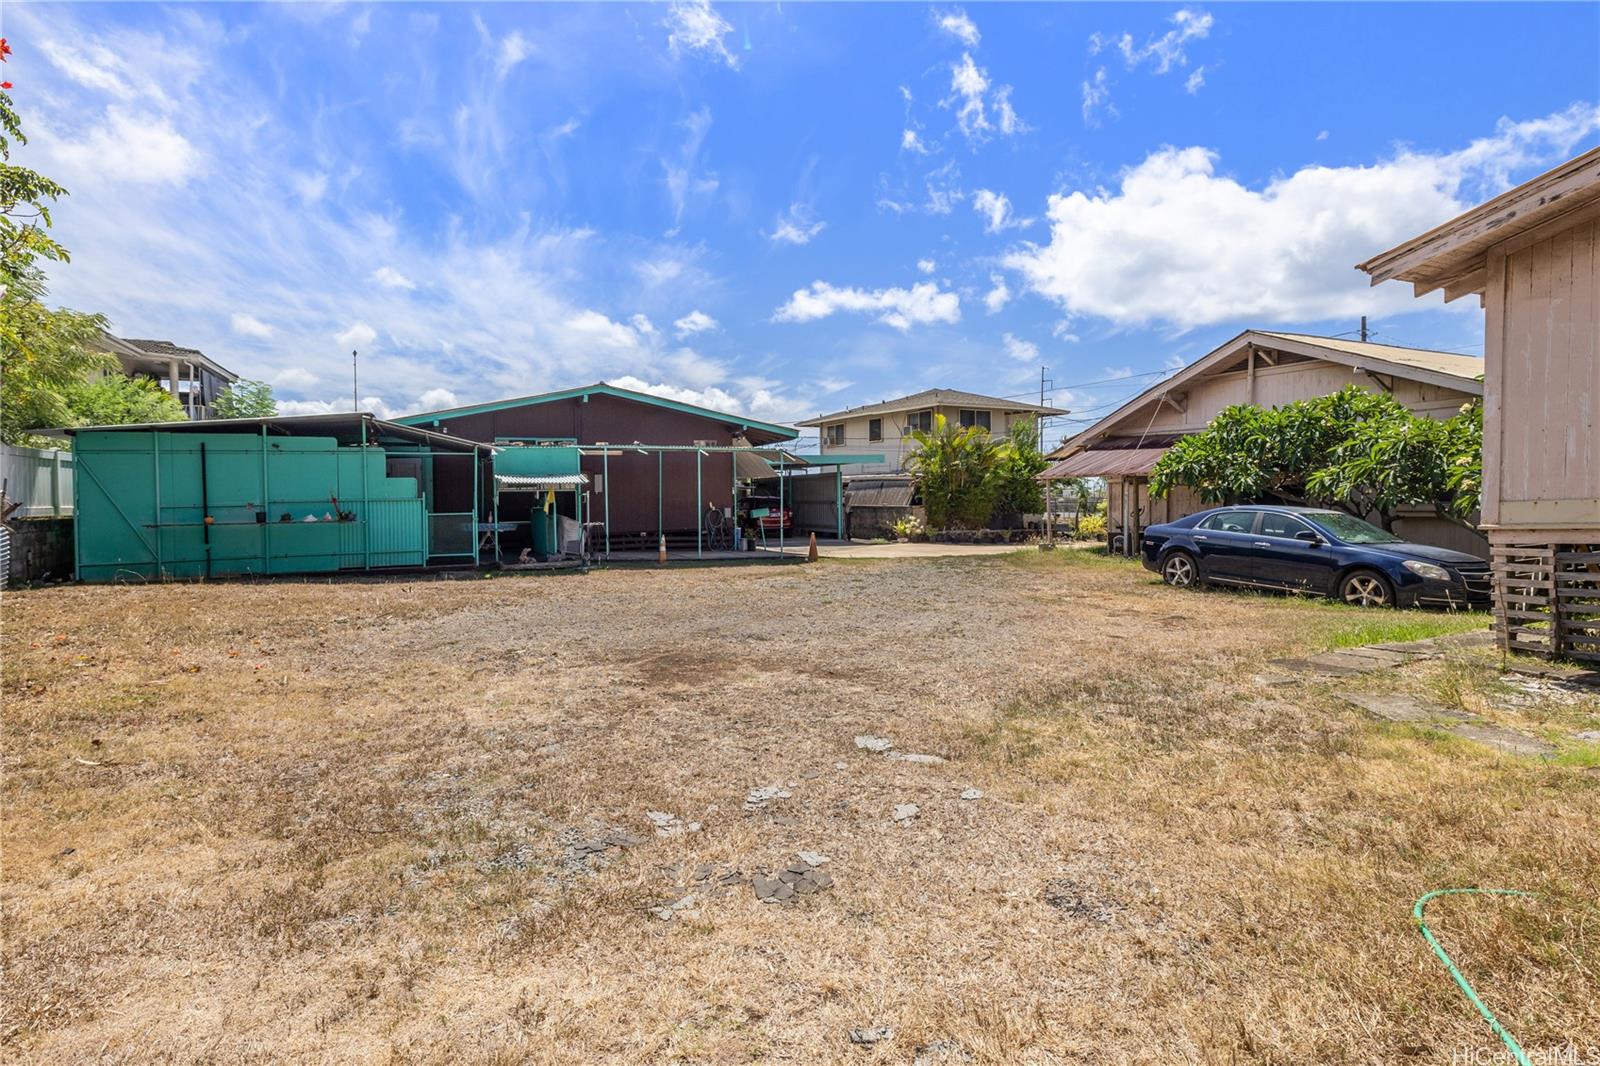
[3,550,1596,1063]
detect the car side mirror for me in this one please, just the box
[1294,530,1323,544]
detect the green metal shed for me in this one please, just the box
[67,414,491,582]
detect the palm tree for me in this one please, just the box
[906,414,1008,529]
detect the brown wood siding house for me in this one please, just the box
[1359,147,1600,662]
[394,384,797,542]
[1040,330,1487,557]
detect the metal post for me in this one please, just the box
[50,450,61,516]
[260,425,270,573]
[361,417,371,570]
[152,431,163,577]
[696,449,703,559]
[603,448,611,558]
[835,466,843,541]
[471,448,479,566]
[493,479,501,564]
[657,450,663,544]
[778,465,785,555]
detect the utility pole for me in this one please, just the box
[352,350,359,413]
[1359,316,1368,343]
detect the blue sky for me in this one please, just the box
[8,1,1599,446]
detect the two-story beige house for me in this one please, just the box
[797,388,1066,475]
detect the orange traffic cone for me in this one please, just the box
[658,534,667,565]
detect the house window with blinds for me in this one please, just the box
[824,423,845,446]
[904,411,932,434]
[958,409,991,431]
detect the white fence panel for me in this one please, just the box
[0,444,74,517]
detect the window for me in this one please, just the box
[1303,511,1404,544]
[1259,512,1314,540]
[824,423,845,446]
[904,411,932,434]
[958,409,991,431]
[868,418,883,442]
[1199,510,1258,534]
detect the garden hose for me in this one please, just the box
[1413,887,1536,1066]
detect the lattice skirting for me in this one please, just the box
[1491,536,1600,664]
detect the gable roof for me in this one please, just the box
[1356,147,1600,301]
[1051,329,1483,459]
[391,381,798,445]
[797,387,1065,427]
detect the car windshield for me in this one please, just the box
[1305,511,1403,544]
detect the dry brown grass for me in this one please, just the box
[3,551,1597,1064]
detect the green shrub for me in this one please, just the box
[1075,513,1107,540]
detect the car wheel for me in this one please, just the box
[1162,551,1199,589]
[1339,569,1393,608]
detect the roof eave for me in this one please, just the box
[1356,146,1600,296]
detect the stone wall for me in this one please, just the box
[2,518,75,586]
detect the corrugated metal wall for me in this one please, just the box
[74,431,430,581]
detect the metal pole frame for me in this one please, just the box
[778,465,785,555]
[657,450,663,544]
[152,431,163,578]
[361,417,372,570]
[471,448,480,566]
[260,425,270,574]
[696,449,703,559]
[835,466,843,541]
[603,448,611,558]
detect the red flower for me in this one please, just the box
[0,38,11,61]
[0,83,11,91]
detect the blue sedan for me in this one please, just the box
[1140,506,1492,609]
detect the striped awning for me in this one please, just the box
[1038,447,1168,480]
[495,473,590,490]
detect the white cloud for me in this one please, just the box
[371,266,416,290]
[336,322,379,350]
[936,8,981,48]
[768,203,826,245]
[663,106,718,235]
[1003,332,1038,363]
[230,313,273,339]
[917,258,937,275]
[774,281,961,332]
[1082,67,1115,126]
[496,31,533,78]
[292,171,329,204]
[416,387,459,411]
[1113,8,1214,74]
[272,367,318,390]
[1316,130,1330,142]
[664,0,739,69]
[943,52,1026,144]
[13,3,817,428]
[1052,320,1081,343]
[924,160,964,215]
[50,107,203,187]
[983,273,1011,314]
[1184,67,1206,95]
[1005,104,1600,329]
[673,310,719,338]
[902,128,929,154]
[972,188,1030,233]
